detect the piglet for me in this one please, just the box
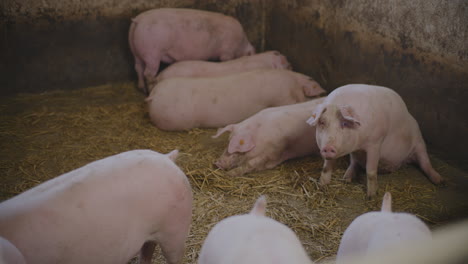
[198,196,313,264]
[0,149,193,264]
[129,8,255,93]
[213,97,324,176]
[306,84,443,198]
[336,192,432,263]
[340,218,468,264]
[152,51,291,90]
[0,237,25,264]
[147,69,325,131]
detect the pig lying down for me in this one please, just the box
[306,84,443,198]
[213,97,324,176]
[129,8,255,93]
[153,50,291,89]
[336,192,432,263]
[198,196,313,264]
[0,149,193,264]
[0,237,25,264]
[147,69,325,131]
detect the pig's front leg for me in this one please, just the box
[319,159,335,185]
[226,155,269,177]
[365,145,381,198]
[343,153,359,183]
[139,241,156,264]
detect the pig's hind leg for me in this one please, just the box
[142,53,162,94]
[226,155,272,176]
[134,57,146,93]
[413,142,444,184]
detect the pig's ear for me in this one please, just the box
[339,105,361,127]
[306,105,325,126]
[166,149,179,162]
[250,195,267,216]
[381,192,392,212]
[228,134,255,154]
[303,79,326,97]
[212,125,234,138]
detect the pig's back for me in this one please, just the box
[149,70,304,129]
[0,150,189,264]
[133,8,241,61]
[199,215,311,264]
[337,211,431,263]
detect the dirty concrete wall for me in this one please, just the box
[1,0,467,165]
[0,0,265,94]
[266,0,468,166]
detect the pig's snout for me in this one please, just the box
[215,159,230,170]
[214,160,224,169]
[321,145,337,159]
[281,56,292,70]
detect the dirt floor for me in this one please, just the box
[0,82,467,263]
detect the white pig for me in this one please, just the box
[152,51,291,90]
[339,218,468,264]
[306,84,443,198]
[198,196,313,264]
[0,149,193,264]
[336,192,432,263]
[213,97,325,176]
[129,8,255,94]
[0,237,25,264]
[147,69,325,131]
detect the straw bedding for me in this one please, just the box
[0,82,459,263]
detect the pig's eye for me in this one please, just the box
[341,120,352,128]
[318,120,325,126]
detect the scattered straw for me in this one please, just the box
[0,82,465,263]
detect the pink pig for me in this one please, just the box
[146,69,325,131]
[213,98,324,176]
[129,8,255,94]
[0,237,25,264]
[0,150,192,264]
[306,84,443,198]
[336,192,432,263]
[198,196,313,264]
[152,51,291,90]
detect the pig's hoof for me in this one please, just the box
[343,174,353,183]
[319,177,331,186]
[226,168,244,177]
[366,190,377,199]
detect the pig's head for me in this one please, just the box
[294,73,326,97]
[212,125,255,170]
[306,104,361,160]
[269,51,292,70]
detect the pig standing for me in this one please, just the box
[129,8,255,94]
[0,149,193,264]
[198,196,313,264]
[336,192,432,263]
[213,97,325,176]
[147,69,325,131]
[153,51,291,90]
[0,237,25,264]
[306,84,443,198]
